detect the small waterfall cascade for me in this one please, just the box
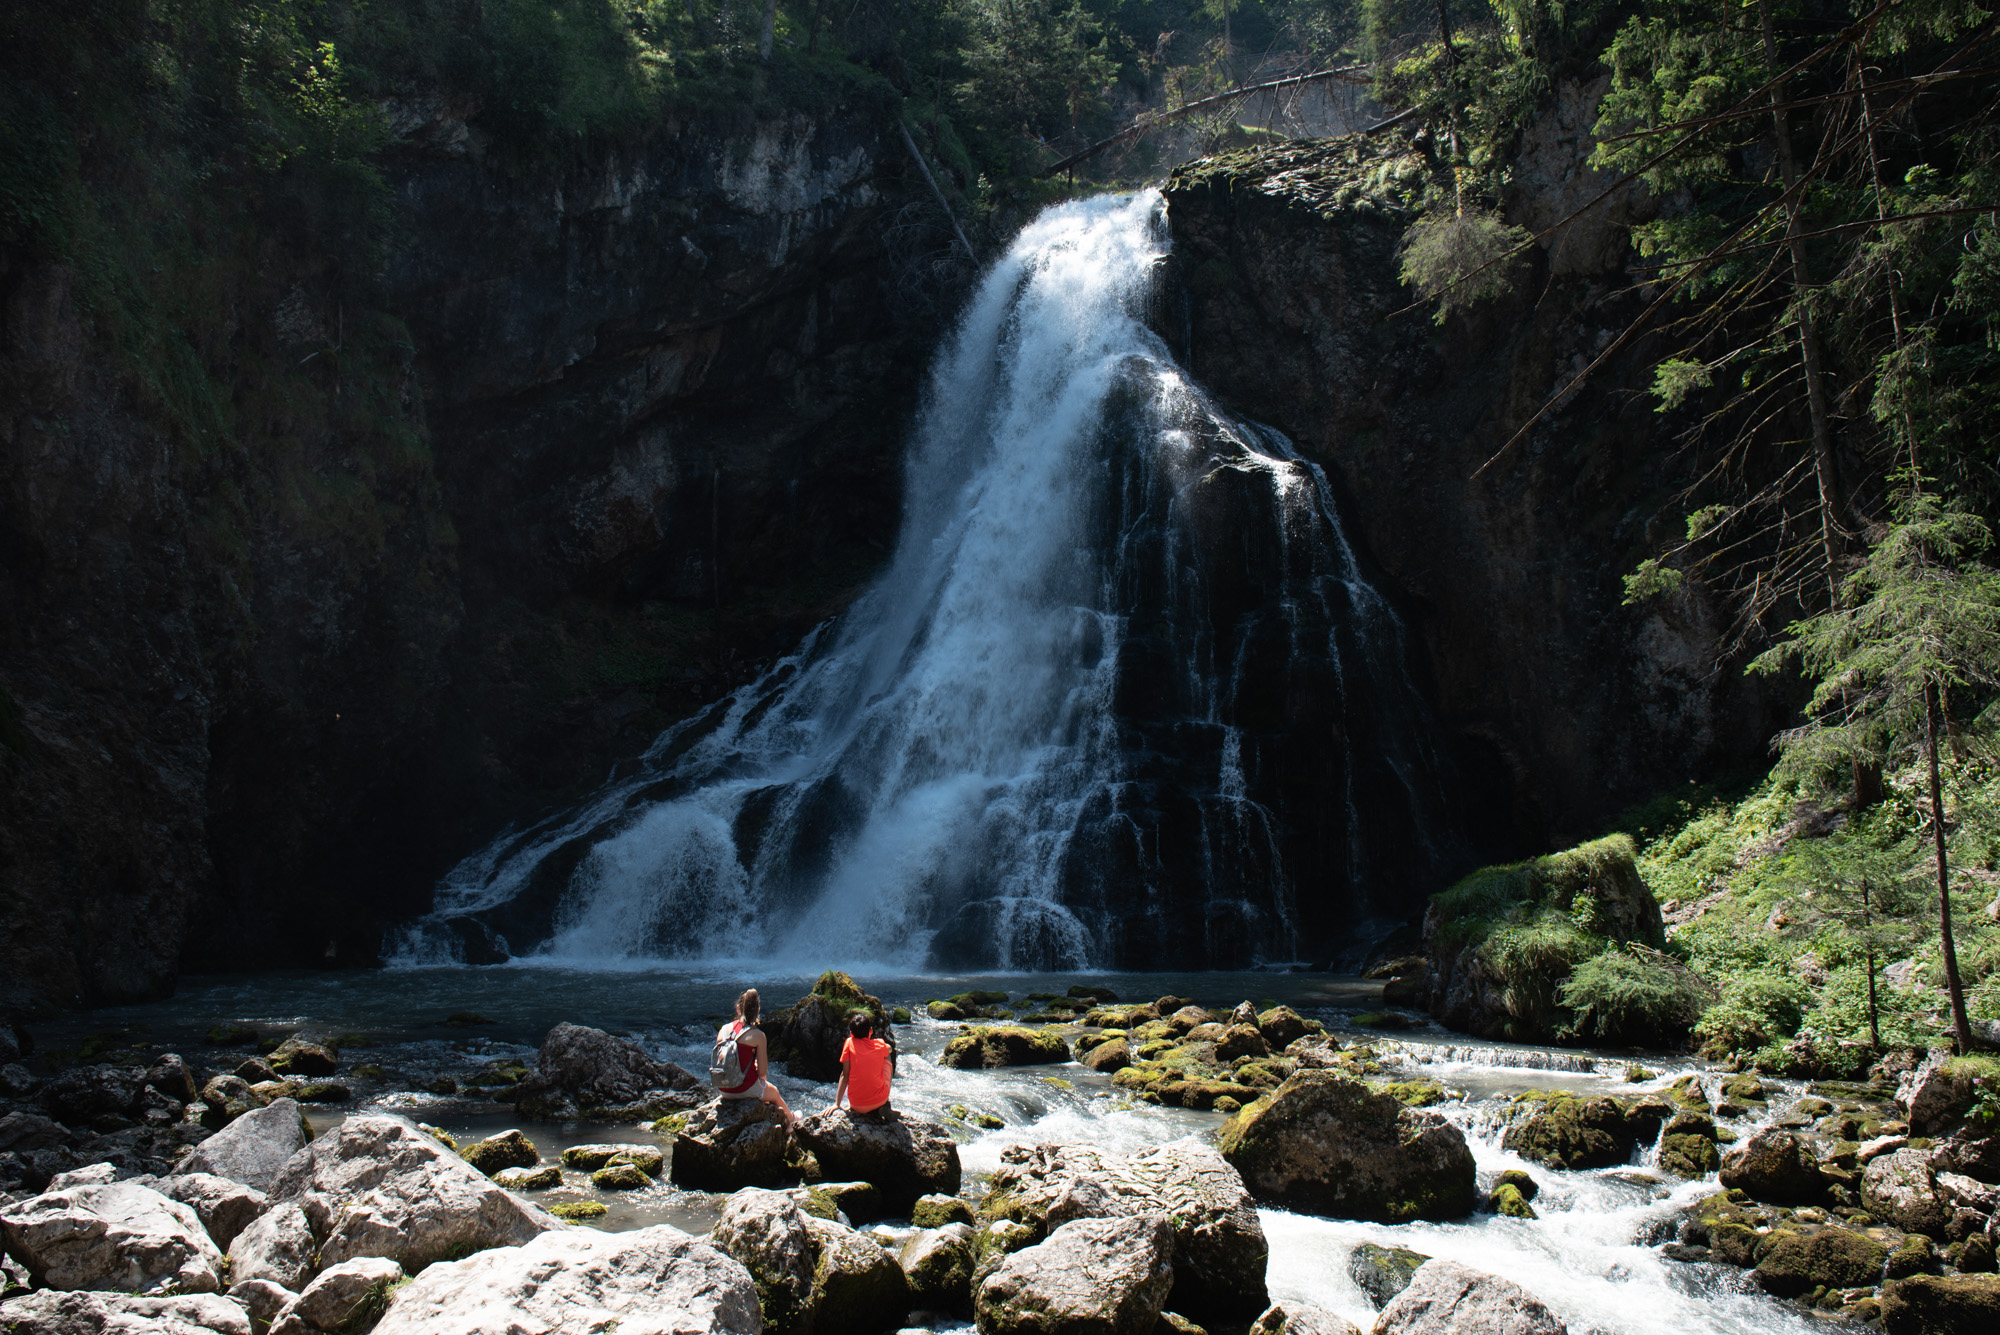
[392,190,1465,972]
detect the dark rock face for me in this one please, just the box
[512,1022,702,1120]
[1720,1128,1825,1205]
[793,1108,960,1213]
[766,972,891,1082]
[672,1098,792,1192]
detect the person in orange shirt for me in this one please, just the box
[834,1011,895,1117]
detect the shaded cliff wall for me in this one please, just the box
[1,100,938,1014]
[1163,112,1793,868]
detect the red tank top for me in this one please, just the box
[720,1020,759,1095]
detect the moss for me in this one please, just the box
[938,1026,1070,1069]
[801,1187,841,1220]
[1753,1227,1889,1297]
[550,1201,608,1221]
[1491,1182,1538,1218]
[1380,1080,1447,1108]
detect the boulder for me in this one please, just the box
[1752,1227,1888,1297]
[1657,1112,1720,1179]
[511,1022,704,1120]
[1931,1132,2000,1184]
[975,1213,1176,1335]
[0,1291,251,1334]
[1899,1050,1975,1135]
[672,1098,792,1192]
[807,1180,882,1225]
[1370,1259,1566,1335]
[492,1165,560,1191]
[197,1077,260,1128]
[709,1189,817,1334]
[265,1040,337,1079]
[1217,1072,1476,1223]
[268,1256,403,1335]
[160,1174,269,1251]
[794,1108,960,1212]
[1865,1148,1950,1237]
[179,1098,312,1192]
[146,1055,199,1104]
[225,1280,294,1331]
[39,1066,147,1127]
[1347,1243,1430,1309]
[766,972,893,1081]
[560,1143,632,1170]
[266,1114,560,1272]
[47,1163,120,1191]
[939,1028,1071,1069]
[1081,1039,1132,1074]
[803,1215,908,1335]
[1720,1129,1824,1205]
[901,1223,977,1316]
[1216,1026,1271,1062]
[1491,1183,1536,1219]
[228,1201,315,1290]
[368,1224,760,1335]
[977,1142,1267,1321]
[594,1163,652,1190]
[458,1130,539,1176]
[1500,1095,1633,1170]
[0,1180,223,1294]
[912,1194,975,1228]
[1879,1273,2000,1335]
[1256,1008,1313,1050]
[1252,1300,1362,1335]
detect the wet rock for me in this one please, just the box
[1866,1148,1950,1236]
[1,1180,223,1294]
[268,1256,403,1335]
[1501,1095,1633,1170]
[1752,1227,1888,1296]
[181,1098,312,1192]
[1491,1183,1536,1219]
[559,1143,631,1170]
[368,1224,759,1335]
[511,1022,703,1120]
[266,1113,559,1272]
[1347,1243,1430,1309]
[235,1060,280,1085]
[161,1173,269,1251]
[39,1066,146,1126]
[145,1055,198,1104]
[673,1099,792,1191]
[767,972,894,1081]
[1250,1299,1361,1335]
[794,1108,961,1212]
[939,1027,1071,1069]
[228,1201,315,1291]
[491,1165,560,1191]
[1371,1258,1566,1335]
[1218,1071,1475,1223]
[1657,1112,1720,1179]
[458,1129,539,1176]
[0,1291,251,1334]
[227,1278,295,1330]
[1082,1038,1133,1074]
[265,1039,336,1080]
[929,1001,969,1021]
[913,1194,975,1228]
[975,1213,1176,1335]
[198,1077,260,1128]
[804,1214,908,1335]
[1216,1026,1270,1062]
[902,1223,977,1316]
[1720,1128,1824,1205]
[1255,1008,1313,1050]
[593,1162,652,1190]
[978,1142,1267,1321]
[1879,1273,2000,1335]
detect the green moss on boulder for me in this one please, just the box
[1880,1273,2000,1334]
[939,1027,1071,1069]
[1753,1227,1889,1297]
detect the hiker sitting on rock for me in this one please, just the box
[712,988,798,1130]
[835,1010,895,1118]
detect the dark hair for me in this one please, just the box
[737,988,761,1024]
[848,1011,874,1039]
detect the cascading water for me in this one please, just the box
[393,190,1465,971]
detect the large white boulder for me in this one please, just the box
[227,1201,316,1291]
[179,1099,312,1193]
[266,1114,561,1272]
[0,1290,250,1334]
[0,1180,222,1294]
[1371,1259,1567,1335]
[269,1256,404,1335]
[709,1188,816,1333]
[161,1173,270,1251]
[369,1224,760,1335]
[974,1212,1176,1335]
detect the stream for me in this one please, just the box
[42,965,1823,1335]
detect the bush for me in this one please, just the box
[1694,974,1811,1063]
[1397,207,1532,324]
[1559,949,1710,1046]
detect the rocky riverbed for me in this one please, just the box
[2,969,1996,1334]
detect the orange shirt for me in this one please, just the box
[839,1035,893,1112]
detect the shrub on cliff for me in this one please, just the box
[1557,948,1710,1046]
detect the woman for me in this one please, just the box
[714,988,798,1130]
[834,1010,895,1117]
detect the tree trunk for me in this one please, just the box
[1757,0,1842,604]
[759,0,778,62]
[1856,55,1921,483]
[1927,677,1974,1053]
[1863,878,1880,1051]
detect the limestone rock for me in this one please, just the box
[1879,1273,2000,1335]
[803,1214,908,1335]
[268,1256,403,1335]
[709,1188,816,1335]
[511,1022,703,1120]
[794,1108,961,1212]
[1216,1026,1270,1062]
[1865,1148,1949,1237]
[1252,1299,1362,1335]
[1720,1128,1824,1205]
[975,1213,1176,1335]
[1218,1072,1475,1223]
[197,1077,260,1128]
[225,1279,295,1332]
[978,1142,1268,1320]
[912,1194,975,1228]
[1081,1038,1132,1074]
[672,1098,792,1192]
[266,1113,560,1272]
[594,1163,651,1190]
[146,1055,199,1104]
[1500,1095,1633,1170]
[1347,1243,1430,1310]
[368,1224,760,1335]
[901,1223,976,1316]
[228,1201,315,1291]
[1752,1227,1888,1297]
[458,1129,538,1176]
[180,1098,312,1192]
[0,1290,251,1334]
[265,1039,336,1079]
[939,1027,1071,1069]
[161,1173,270,1250]
[1370,1259,1566,1335]
[1256,1008,1313,1050]
[1,1180,223,1294]
[492,1165,560,1191]
[766,972,893,1081]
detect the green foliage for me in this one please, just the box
[1397,207,1533,322]
[1558,947,1709,1043]
[1694,973,1810,1063]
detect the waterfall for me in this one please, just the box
[391,190,1465,972]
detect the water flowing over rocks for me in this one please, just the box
[0,1290,252,1334]
[368,1224,760,1335]
[794,1108,960,1212]
[178,1098,311,1193]
[974,1213,1177,1335]
[1217,1071,1476,1222]
[1370,1259,1567,1335]
[510,1023,702,1120]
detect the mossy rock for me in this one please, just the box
[891,1007,912,1025]
[950,990,1010,1007]
[1495,1169,1538,1201]
[592,1162,652,1191]
[650,1113,689,1135]
[1753,1227,1889,1297]
[460,1129,539,1175]
[493,1164,562,1191]
[562,1143,631,1171]
[1113,1065,1166,1089]
[1067,985,1119,1003]
[205,1025,259,1047]
[938,1026,1071,1069]
[1346,1241,1430,1308]
[550,1200,609,1221]
[1491,1182,1538,1219]
[1156,1079,1261,1111]
[1668,1075,1712,1111]
[1721,1075,1768,1102]
[1661,1130,1722,1178]
[1879,1273,2000,1334]
[608,1145,664,1176]
[912,1194,976,1229]
[1502,1092,1636,1170]
[928,1000,967,1021]
[1379,1080,1446,1108]
[768,971,892,1081]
